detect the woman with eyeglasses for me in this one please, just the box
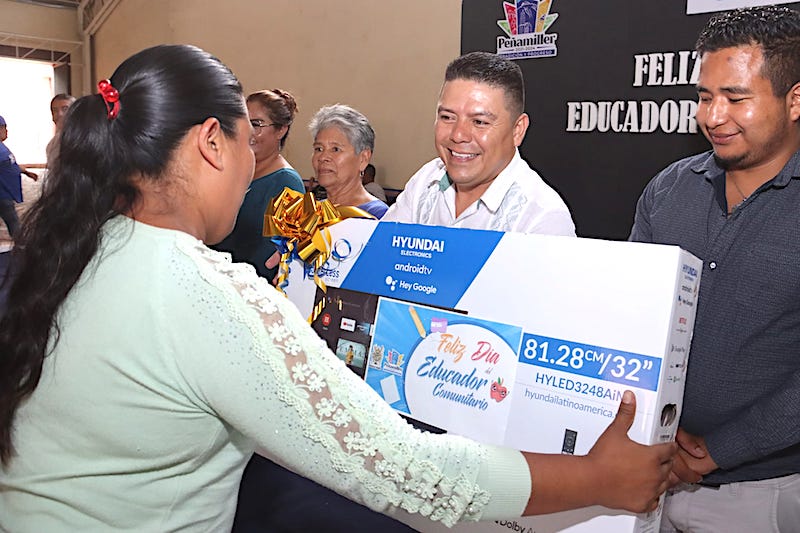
[212,89,304,280]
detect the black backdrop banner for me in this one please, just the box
[461,0,800,239]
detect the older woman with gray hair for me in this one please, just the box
[309,104,388,218]
[241,106,396,531]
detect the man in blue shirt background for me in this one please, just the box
[0,115,38,240]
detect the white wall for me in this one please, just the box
[93,0,462,189]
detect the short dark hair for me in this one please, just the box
[696,5,800,95]
[363,163,375,180]
[51,93,75,106]
[444,51,525,117]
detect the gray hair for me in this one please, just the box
[309,104,375,154]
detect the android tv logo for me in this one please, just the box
[496,0,559,60]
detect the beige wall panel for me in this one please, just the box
[0,0,82,94]
[93,0,461,189]
[0,0,80,41]
[93,0,174,84]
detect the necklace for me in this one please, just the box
[728,177,749,212]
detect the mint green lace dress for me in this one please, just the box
[0,216,530,532]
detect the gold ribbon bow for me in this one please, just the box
[263,187,374,322]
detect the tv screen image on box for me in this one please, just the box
[334,338,368,374]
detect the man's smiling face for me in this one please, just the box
[434,78,528,195]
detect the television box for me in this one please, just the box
[283,219,701,533]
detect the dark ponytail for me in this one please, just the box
[0,44,246,464]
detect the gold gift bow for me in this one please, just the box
[263,187,374,322]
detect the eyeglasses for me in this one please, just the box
[250,119,278,131]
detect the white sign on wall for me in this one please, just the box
[687,0,797,14]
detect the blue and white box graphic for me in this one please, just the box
[283,219,701,533]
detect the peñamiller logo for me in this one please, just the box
[496,0,559,60]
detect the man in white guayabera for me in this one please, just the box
[382,51,576,237]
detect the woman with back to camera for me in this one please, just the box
[212,89,304,280]
[310,104,388,218]
[0,44,682,532]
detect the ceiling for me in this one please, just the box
[1,0,82,65]
[11,0,79,8]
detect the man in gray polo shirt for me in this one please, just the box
[629,6,800,532]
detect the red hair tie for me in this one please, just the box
[97,79,120,120]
